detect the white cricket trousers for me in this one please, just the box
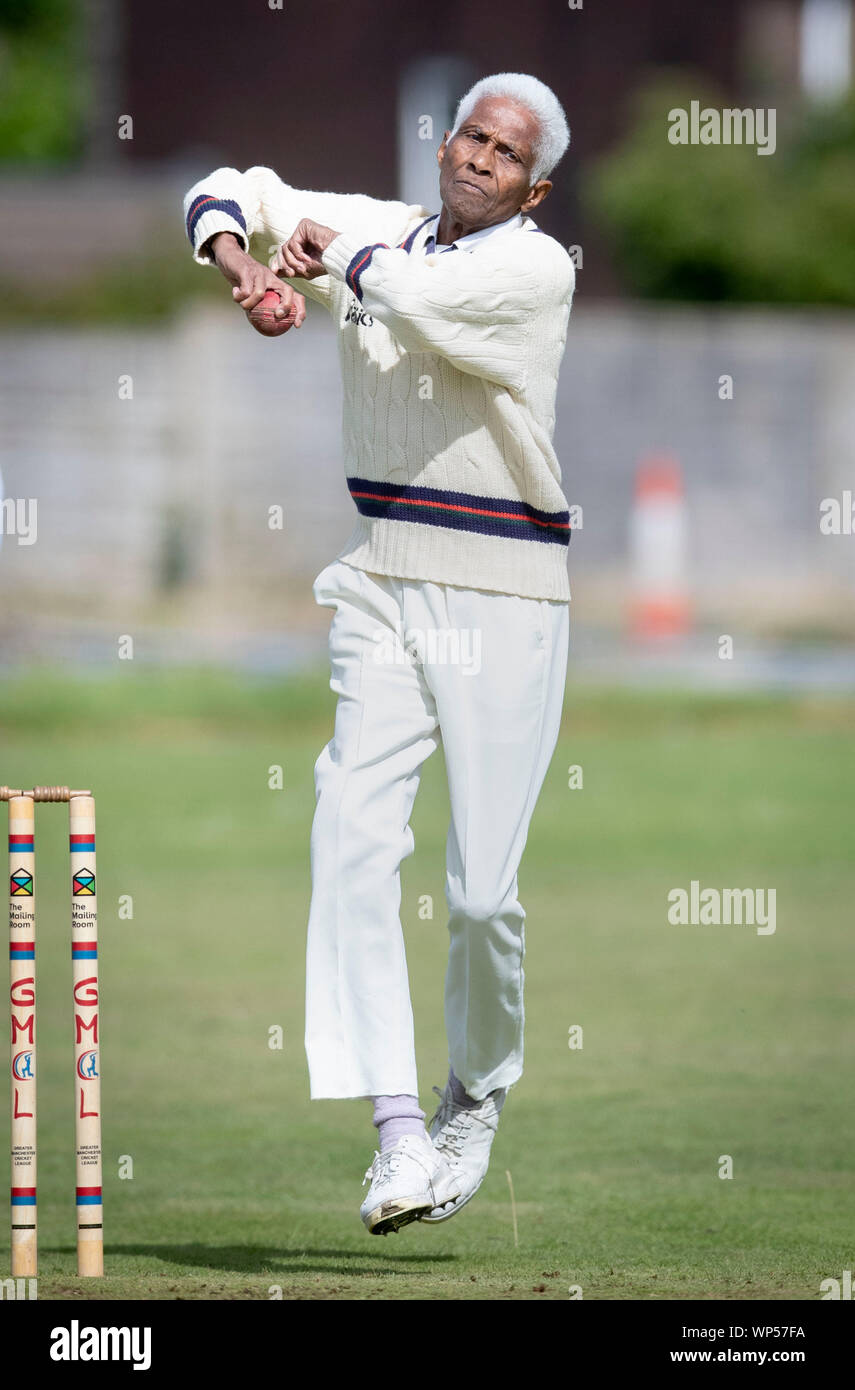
[305,558,569,1101]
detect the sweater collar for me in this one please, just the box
[426,210,524,255]
[408,211,539,256]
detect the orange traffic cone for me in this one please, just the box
[630,454,691,638]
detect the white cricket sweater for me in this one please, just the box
[184,165,575,601]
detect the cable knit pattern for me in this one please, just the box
[183,165,575,600]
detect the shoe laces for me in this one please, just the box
[362,1147,402,1189]
[430,1086,474,1158]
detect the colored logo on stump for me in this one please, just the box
[73,868,96,897]
[77,1049,99,1081]
[10,869,33,896]
[12,1050,35,1080]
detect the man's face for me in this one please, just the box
[437,95,552,231]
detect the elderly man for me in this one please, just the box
[184,71,574,1235]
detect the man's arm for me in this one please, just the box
[278,219,574,392]
[336,234,573,392]
[184,165,416,309]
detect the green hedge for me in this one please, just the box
[0,247,226,325]
[585,73,855,305]
[0,0,82,163]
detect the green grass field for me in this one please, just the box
[1,670,853,1301]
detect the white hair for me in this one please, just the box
[450,72,570,182]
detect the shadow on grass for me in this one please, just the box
[45,1244,459,1276]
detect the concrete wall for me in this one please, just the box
[1,300,853,665]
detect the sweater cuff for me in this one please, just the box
[322,233,388,302]
[185,197,250,264]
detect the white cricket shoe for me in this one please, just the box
[421,1082,507,1223]
[360,1131,461,1235]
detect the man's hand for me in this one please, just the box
[210,231,306,326]
[275,219,340,281]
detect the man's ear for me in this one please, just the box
[437,130,451,168]
[520,179,552,214]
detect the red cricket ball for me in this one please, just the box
[246,290,297,337]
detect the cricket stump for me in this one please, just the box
[9,794,37,1277]
[70,795,103,1277]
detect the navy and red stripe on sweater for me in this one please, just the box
[347,478,570,547]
